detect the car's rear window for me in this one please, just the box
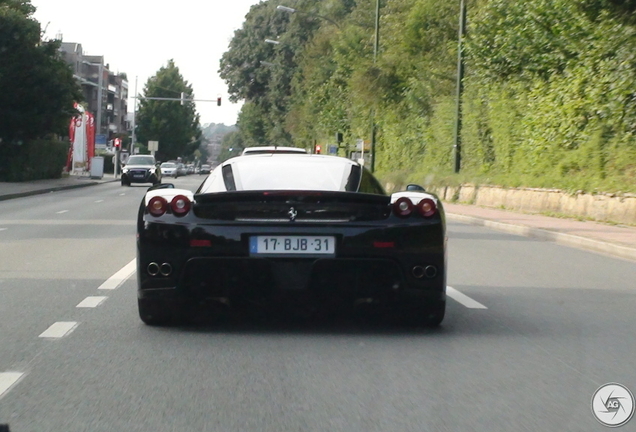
[231,157,357,192]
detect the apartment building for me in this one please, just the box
[59,42,129,145]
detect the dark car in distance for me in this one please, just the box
[136,154,446,326]
[121,155,161,186]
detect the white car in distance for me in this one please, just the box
[160,162,179,178]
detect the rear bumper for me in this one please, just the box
[137,218,446,308]
[137,255,445,307]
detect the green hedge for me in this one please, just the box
[0,139,68,182]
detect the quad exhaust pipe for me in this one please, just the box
[147,262,172,277]
[412,265,437,279]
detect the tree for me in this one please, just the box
[0,0,82,143]
[219,0,327,146]
[217,130,245,163]
[135,60,201,161]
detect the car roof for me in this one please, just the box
[198,154,361,194]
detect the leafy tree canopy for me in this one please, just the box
[0,0,82,144]
[136,59,201,161]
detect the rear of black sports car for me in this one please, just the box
[136,156,446,326]
[137,155,446,324]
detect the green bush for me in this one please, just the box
[0,139,68,181]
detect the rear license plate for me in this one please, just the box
[250,236,336,256]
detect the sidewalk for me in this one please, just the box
[0,176,634,262]
[444,202,636,262]
[0,173,119,201]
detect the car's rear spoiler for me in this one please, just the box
[193,190,390,205]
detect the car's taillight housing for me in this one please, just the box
[392,197,437,218]
[148,196,168,217]
[416,198,437,217]
[393,197,414,218]
[170,195,191,217]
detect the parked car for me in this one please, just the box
[121,155,161,186]
[199,164,211,174]
[177,163,188,176]
[186,164,195,175]
[241,146,307,156]
[160,162,179,178]
[136,153,446,326]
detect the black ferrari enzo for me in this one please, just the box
[136,154,446,326]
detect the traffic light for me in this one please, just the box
[315,144,322,154]
[114,138,121,150]
[217,96,222,106]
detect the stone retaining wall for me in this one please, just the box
[429,185,636,225]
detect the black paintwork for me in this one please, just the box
[136,189,447,322]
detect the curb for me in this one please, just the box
[0,178,118,202]
[446,213,636,262]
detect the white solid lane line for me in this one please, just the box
[119,193,126,196]
[95,200,104,203]
[56,210,69,214]
[447,286,488,309]
[0,228,6,231]
[0,372,24,399]
[39,322,78,338]
[76,296,108,308]
[98,259,136,290]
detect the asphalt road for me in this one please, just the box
[1,176,635,432]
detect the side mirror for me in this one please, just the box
[406,184,426,192]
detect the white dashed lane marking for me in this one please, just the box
[0,372,24,399]
[76,296,107,308]
[98,259,136,290]
[0,228,6,231]
[447,286,488,309]
[39,322,78,338]
[119,193,126,196]
[56,210,69,214]
[94,200,104,203]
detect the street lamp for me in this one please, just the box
[276,5,295,13]
[130,76,138,157]
[264,39,280,45]
[83,60,105,137]
[276,4,341,28]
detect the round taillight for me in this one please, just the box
[417,198,437,217]
[393,197,414,218]
[148,196,168,217]
[170,195,191,216]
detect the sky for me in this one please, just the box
[31,0,263,127]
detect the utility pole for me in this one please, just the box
[453,0,466,174]
[370,0,380,172]
[131,76,138,156]
[96,61,104,137]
